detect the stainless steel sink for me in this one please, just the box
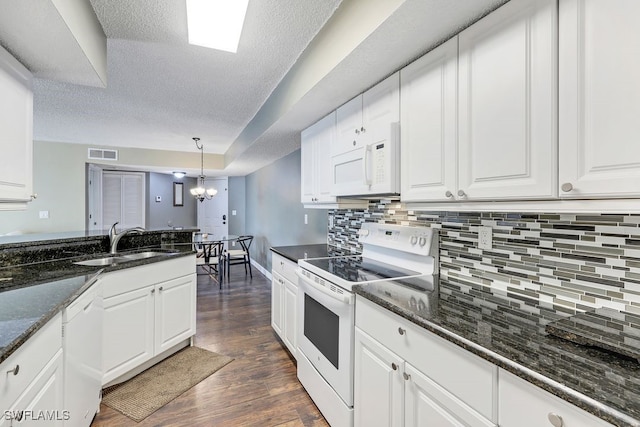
[74,256,122,266]
[118,251,171,261]
[73,251,175,266]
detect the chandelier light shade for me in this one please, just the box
[190,137,217,202]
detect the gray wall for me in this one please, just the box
[228,176,246,236]
[147,173,198,229]
[246,149,327,271]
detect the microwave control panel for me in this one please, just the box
[374,143,386,184]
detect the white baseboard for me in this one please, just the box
[251,258,272,281]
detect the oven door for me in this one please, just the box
[296,268,355,406]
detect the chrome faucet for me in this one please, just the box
[109,222,145,254]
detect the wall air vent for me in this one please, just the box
[88,148,118,161]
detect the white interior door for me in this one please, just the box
[102,171,145,230]
[87,164,103,232]
[197,177,228,240]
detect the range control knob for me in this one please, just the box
[358,229,370,238]
[410,235,418,245]
[418,236,427,247]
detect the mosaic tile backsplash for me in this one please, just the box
[328,200,640,314]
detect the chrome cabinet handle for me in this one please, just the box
[352,140,356,146]
[159,286,163,292]
[6,364,19,375]
[151,288,155,294]
[457,189,466,197]
[391,363,398,371]
[547,413,563,427]
[398,327,406,336]
[361,126,365,133]
[355,128,360,135]
[561,182,573,192]
[403,372,411,381]
[445,190,453,198]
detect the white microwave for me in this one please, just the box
[330,122,400,197]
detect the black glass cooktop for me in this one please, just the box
[303,256,422,284]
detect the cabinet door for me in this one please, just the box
[458,0,557,200]
[0,46,33,206]
[559,0,640,198]
[401,37,458,202]
[301,113,337,205]
[271,272,284,337]
[1,350,64,427]
[103,286,155,385]
[405,363,496,427]
[155,274,196,354]
[283,278,297,358]
[315,113,337,203]
[499,369,612,427]
[335,95,364,154]
[300,125,316,204]
[354,328,404,427]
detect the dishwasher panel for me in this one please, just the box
[63,279,103,427]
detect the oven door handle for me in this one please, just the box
[296,269,354,305]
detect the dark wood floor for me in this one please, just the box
[92,266,328,427]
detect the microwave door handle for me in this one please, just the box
[363,144,372,186]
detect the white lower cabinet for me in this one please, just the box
[102,256,196,385]
[354,297,497,427]
[354,328,404,427]
[0,314,63,427]
[271,251,298,359]
[499,369,613,427]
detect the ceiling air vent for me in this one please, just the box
[88,148,118,161]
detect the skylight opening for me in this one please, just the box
[186,0,249,53]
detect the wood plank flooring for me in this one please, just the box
[92,266,329,427]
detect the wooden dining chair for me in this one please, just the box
[225,235,253,281]
[196,240,225,287]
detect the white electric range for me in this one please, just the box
[296,222,439,427]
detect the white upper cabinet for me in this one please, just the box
[458,0,558,200]
[301,112,338,206]
[559,0,640,198]
[400,37,458,202]
[0,45,33,209]
[331,72,400,197]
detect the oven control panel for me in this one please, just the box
[358,223,437,257]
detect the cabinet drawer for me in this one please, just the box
[271,253,298,284]
[356,296,497,421]
[0,313,62,409]
[499,369,613,427]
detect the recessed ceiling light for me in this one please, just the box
[173,171,186,178]
[186,0,249,53]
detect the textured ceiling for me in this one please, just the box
[5,0,509,177]
[32,0,343,157]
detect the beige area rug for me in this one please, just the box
[102,346,233,422]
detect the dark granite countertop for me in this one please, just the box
[270,243,356,263]
[0,245,195,365]
[354,279,640,427]
[270,244,332,263]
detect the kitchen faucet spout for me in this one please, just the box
[109,222,145,254]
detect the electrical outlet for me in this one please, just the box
[478,226,492,250]
[39,210,49,219]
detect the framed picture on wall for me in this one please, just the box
[173,182,184,206]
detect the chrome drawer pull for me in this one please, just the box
[391,363,398,371]
[398,327,406,336]
[6,364,19,375]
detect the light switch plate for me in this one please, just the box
[39,210,49,219]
